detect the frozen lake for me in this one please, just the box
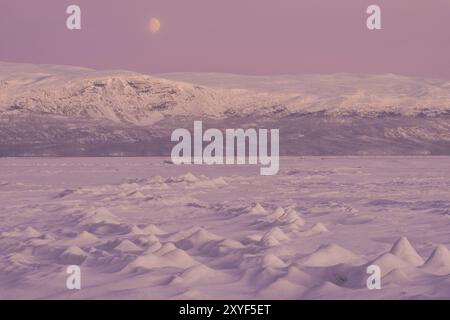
[0,157,450,299]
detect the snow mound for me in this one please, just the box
[383,268,411,285]
[123,248,198,272]
[166,173,199,184]
[69,231,99,246]
[140,224,166,235]
[211,177,227,186]
[225,203,269,217]
[260,227,289,247]
[267,207,286,221]
[77,207,119,226]
[164,173,226,188]
[172,264,230,284]
[422,245,450,275]
[153,242,177,255]
[298,244,365,267]
[310,223,329,233]
[176,228,223,250]
[247,203,268,215]
[305,281,350,299]
[59,246,88,265]
[113,239,142,253]
[25,234,55,247]
[239,253,286,270]
[135,234,160,248]
[1,253,38,274]
[298,223,329,236]
[390,237,425,266]
[2,226,42,238]
[284,209,306,225]
[22,227,42,238]
[257,278,307,299]
[200,238,245,256]
[284,266,321,287]
[165,226,204,242]
[258,207,306,229]
[126,224,144,235]
[261,254,287,269]
[368,253,411,276]
[87,222,134,236]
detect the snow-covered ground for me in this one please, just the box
[1,157,449,299]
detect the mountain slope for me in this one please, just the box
[0,62,257,124]
[160,72,450,117]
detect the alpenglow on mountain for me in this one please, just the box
[0,62,449,156]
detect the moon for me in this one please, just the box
[149,18,161,33]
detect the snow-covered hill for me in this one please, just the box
[0,62,257,124]
[1,62,450,123]
[159,72,450,117]
[0,62,449,156]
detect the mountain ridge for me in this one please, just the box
[0,62,449,156]
[1,62,450,124]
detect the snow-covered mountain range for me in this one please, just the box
[0,61,449,156]
[0,62,246,124]
[160,72,450,117]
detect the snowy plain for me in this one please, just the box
[0,157,449,299]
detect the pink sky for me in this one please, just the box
[1,0,449,79]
